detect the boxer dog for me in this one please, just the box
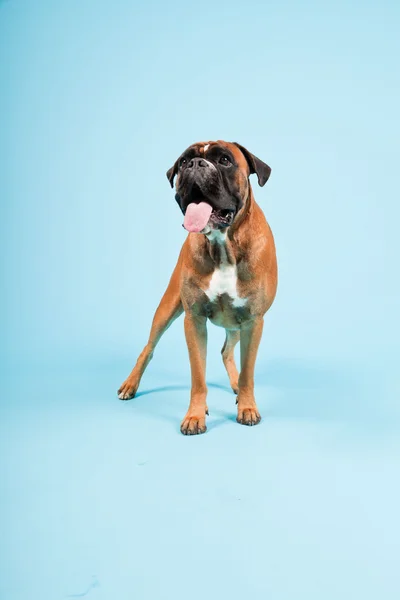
[118,140,277,435]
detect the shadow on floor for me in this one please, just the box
[128,357,399,430]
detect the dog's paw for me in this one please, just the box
[117,379,138,400]
[180,412,207,436]
[236,406,261,426]
[231,382,239,395]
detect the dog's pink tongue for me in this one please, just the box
[183,202,213,233]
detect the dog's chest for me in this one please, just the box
[204,263,247,308]
[198,230,249,327]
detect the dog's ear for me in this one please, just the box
[166,159,179,188]
[233,142,271,187]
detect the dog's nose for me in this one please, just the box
[188,157,209,169]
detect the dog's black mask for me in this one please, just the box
[172,145,244,228]
[167,141,271,230]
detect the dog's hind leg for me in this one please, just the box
[221,329,240,394]
[118,256,183,400]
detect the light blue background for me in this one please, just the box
[1,1,400,599]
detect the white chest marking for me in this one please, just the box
[204,230,247,308]
[206,264,247,308]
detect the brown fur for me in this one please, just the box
[118,141,278,434]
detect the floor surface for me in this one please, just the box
[2,358,399,600]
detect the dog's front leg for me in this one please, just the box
[181,313,208,435]
[236,317,264,426]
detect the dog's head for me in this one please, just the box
[167,140,271,233]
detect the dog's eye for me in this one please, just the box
[179,158,187,168]
[219,155,231,166]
